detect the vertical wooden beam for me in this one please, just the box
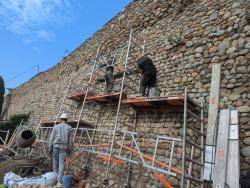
[226,110,240,188]
[213,109,230,188]
[206,63,221,145]
[204,63,221,181]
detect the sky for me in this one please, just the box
[0,0,132,91]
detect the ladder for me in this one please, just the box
[181,88,204,188]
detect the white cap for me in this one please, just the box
[59,113,68,119]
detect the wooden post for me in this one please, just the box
[213,109,230,188]
[204,63,221,181]
[226,110,240,188]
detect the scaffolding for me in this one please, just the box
[71,89,204,187]
[2,29,205,187]
[53,29,204,187]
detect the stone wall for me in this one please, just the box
[5,0,249,187]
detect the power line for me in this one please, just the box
[6,65,40,83]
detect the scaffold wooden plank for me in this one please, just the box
[204,63,221,181]
[40,119,93,128]
[87,92,127,103]
[213,109,230,188]
[226,110,240,188]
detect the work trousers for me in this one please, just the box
[105,71,113,93]
[139,72,156,96]
[52,147,66,182]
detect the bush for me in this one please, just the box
[0,113,30,144]
[9,114,30,127]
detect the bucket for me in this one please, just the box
[62,175,72,188]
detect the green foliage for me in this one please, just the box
[0,113,30,143]
[9,114,30,127]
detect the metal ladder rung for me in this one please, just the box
[120,111,134,118]
[187,96,202,109]
[118,121,134,128]
[187,110,202,122]
[131,38,143,48]
[185,175,203,183]
[187,125,203,136]
[185,157,203,166]
[186,140,204,151]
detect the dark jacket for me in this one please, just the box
[137,56,156,74]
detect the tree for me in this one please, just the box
[0,76,5,116]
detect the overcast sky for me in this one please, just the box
[0,0,132,90]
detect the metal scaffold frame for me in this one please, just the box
[69,89,204,188]
[2,28,205,188]
[61,29,204,187]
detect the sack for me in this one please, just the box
[4,172,57,187]
[4,172,23,188]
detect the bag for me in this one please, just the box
[4,172,58,187]
[4,172,23,188]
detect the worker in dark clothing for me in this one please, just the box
[100,56,115,93]
[137,56,157,96]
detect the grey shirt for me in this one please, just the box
[49,122,72,150]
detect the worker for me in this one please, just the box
[100,56,115,93]
[137,56,157,96]
[49,113,72,185]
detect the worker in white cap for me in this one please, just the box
[49,113,72,185]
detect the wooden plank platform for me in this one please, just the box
[87,92,127,103]
[40,119,93,128]
[68,91,95,103]
[122,95,189,112]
